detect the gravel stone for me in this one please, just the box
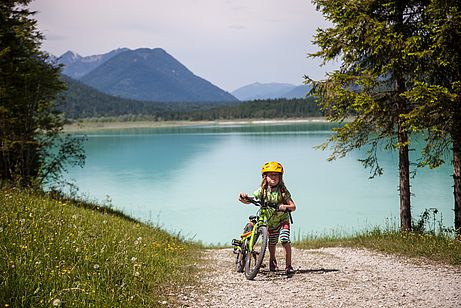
[177,247,461,307]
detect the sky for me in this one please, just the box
[30,0,338,92]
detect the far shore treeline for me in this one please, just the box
[59,75,322,121]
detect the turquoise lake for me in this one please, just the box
[65,122,454,245]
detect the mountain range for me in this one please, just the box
[55,48,237,103]
[55,48,310,103]
[231,82,311,101]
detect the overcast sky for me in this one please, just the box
[30,0,338,92]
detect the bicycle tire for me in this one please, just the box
[244,225,268,280]
[235,246,245,273]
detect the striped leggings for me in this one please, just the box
[268,221,291,246]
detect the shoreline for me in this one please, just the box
[63,117,330,132]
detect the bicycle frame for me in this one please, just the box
[236,198,274,246]
[248,210,269,250]
[232,197,279,278]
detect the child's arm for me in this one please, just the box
[279,198,296,212]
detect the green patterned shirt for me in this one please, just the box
[253,186,291,229]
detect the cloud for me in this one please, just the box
[229,25,247,30]
[30,0,337,91]
[41,32,67,41]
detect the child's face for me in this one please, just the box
[265,172,280,187]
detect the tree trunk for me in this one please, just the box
[395,68,411,231]
[398,122,412,231]
[454,137,461,235]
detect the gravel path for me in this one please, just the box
[176,247,461,307]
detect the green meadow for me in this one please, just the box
[0,188,202,307]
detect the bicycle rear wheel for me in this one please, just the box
[235,246,245,273]
[244,225,268,280]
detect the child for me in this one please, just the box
[239,161,297,274]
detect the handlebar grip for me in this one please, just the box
[246,197,263,207]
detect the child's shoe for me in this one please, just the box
[285,265,295,275]
[269,259,278,272]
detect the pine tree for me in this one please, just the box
[308,0,430,231]
[402,0,461,234]
[0,1,84,188]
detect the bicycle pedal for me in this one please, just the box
[231,239,242,246]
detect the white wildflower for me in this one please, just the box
[93,264,100,270]
[131,257,137,262]
[52,298,62,306]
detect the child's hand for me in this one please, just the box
[278,204,288,211]
[279,200,296,212]
[239,193,250,203]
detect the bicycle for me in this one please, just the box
[232,197,279,280]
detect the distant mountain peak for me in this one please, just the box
[67,47,238,103]
[136,47,165,53]
[232,82,302,101]
[56,48,129,79]
[59,50,81,64]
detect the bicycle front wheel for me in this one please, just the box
[244,225,268,280]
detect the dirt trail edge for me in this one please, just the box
[176,247,461,307]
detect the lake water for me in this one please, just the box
[65,122,454,245]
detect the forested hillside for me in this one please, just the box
[58,75,216,120]
[59,75,322,121]
[183,97,322,120]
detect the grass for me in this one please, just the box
[294,227,461,266]
[0,188,202,307]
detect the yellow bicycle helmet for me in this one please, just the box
[261,161,284,174]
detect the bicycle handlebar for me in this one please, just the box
[243,196,280,210]
[242,196,294,224]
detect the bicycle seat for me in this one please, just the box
[248,215,257,221]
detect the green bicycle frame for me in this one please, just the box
[232,197,283,279]
[246,205,273,251]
